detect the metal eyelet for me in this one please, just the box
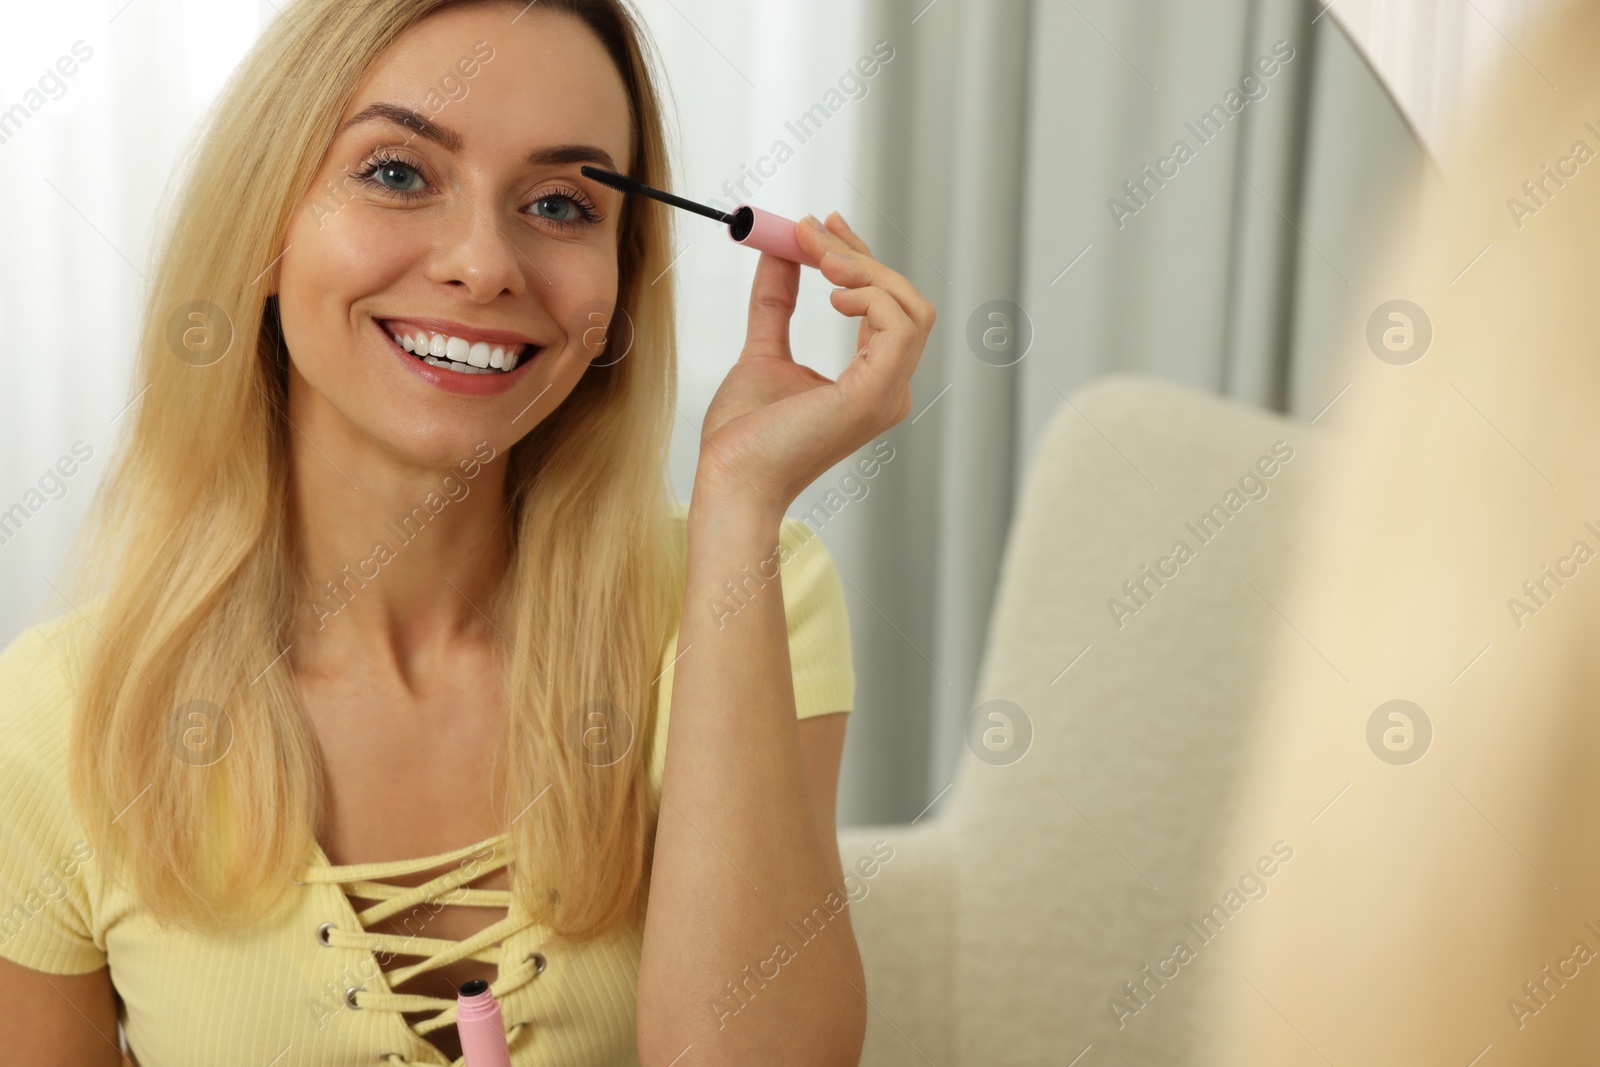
[345,984,364,1009]
[316,921,337,946]
[525,951,547,975]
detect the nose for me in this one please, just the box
[425,184,532,301]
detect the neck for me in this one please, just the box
[284,368,512,674]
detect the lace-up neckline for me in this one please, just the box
[298,831,544,1066]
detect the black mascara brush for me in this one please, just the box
[581,165,820,268]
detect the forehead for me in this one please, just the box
[342,3,634,170]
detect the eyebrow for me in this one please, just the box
[339,102,619,171]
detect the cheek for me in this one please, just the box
[539,240,624,355]
[278,197,421,373]
[286,197,422,299]
[309,203,426,282]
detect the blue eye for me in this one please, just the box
[531,195,582,220]
[373,161,424,192]
[355,151,429,199]
[526,187,603,228]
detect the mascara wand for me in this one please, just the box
[580,165,821,268]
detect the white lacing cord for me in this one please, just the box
[297,832,547,1063]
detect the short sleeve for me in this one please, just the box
[775,518,855,719]
[0,624,107,975]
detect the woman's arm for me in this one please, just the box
[796,712,850,895]
[637,498,864,1067]
[637,214,932,1067]
[0,958,123,1067]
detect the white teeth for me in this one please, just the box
[383,323,530,374]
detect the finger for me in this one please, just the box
[817,249,938,335]
[829,284,917,341]
[824,211,873,256]
[796,214,866,263]
[829,285,923,387]
[742,251,801,360]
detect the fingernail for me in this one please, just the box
[802,214,828,231]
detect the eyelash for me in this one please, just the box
[351,149,606,228]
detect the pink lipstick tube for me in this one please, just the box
[728,205,821,268]
[457,980,513,1067]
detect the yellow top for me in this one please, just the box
[0,510,855,1066]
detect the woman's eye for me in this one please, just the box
[373,161,424,192]
[530,196,582,222]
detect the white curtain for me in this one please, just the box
[0,0,261,644]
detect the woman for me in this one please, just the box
[0,1,934,1064]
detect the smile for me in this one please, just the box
[377,319,537,375]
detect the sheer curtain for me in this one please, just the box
[0,0,261,644]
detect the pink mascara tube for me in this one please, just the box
[580,165,821,268]
[457,979,513,1067]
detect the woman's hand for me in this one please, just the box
[694,211,936,515]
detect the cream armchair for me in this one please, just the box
[838,375,1316,1066]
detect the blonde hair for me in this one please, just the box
[68,0,684,942]
[1206,1,1600,1060]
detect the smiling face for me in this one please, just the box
[275,1,634,467]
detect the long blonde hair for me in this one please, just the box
[1206,1,1600,1060]
[68,0,683,942]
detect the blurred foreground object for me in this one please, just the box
[1205,2,1600,1064]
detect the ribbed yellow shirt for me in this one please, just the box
[0,511,855,1066]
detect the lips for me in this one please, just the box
[374,317,540,396]
[377,319,538,375]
